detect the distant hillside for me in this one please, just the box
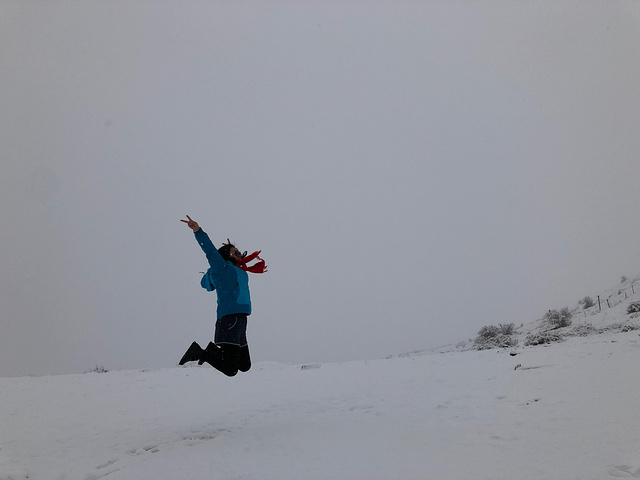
[434,274,640,354]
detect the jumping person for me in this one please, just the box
[178,215,267,376]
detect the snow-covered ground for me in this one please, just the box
[3,278,640,480]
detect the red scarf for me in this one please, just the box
[236,250,268,274]
[224,239,268,273]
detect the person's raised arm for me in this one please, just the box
[180,215,200,232]
[180,215,224,270]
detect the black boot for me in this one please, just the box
[198,342,219,365]
[179,341,203,365]
[199,343,238,377]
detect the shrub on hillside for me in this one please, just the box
[524,332,564,346]
[579,296,595,309]
[474,334,519,350]
[569,324,597,337]
[476,325,500,340]
[620,323,640,332]
[544,307,572,329]
[614,323,639,332]
[474,323,518,350]
[498,323,516,335]
[85,365,109,374]
[627,302,640,314]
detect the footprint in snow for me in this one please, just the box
[85,459,121,480]
[127,444,159,455]
[181,429,230,446]
[608,465,640,478]
[95,459,118,469]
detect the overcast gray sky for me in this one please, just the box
[2,1,639,377]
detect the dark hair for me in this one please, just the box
[217,243,235,262]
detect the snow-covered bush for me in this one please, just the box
[579,296,595,309]
[474,335,519,350]
[476,325,500,340]
[627,302,640,314]
[524,332,564,346]
[474,323,518,350]
[498,323,516,335]
[569,324,597,337]
[602,322,640,333]
[620,323,640,332]
[85,365,109,374]
[544,308,572,329]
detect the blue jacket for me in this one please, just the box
[195,229,251,319]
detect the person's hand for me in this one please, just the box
[180,215,200,232]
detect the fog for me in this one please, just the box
[2,1,639,376]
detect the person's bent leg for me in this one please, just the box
[237,344,251,372]
[179,341,203,365]
[201,343,239,377]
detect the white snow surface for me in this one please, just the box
[3,279,640,480]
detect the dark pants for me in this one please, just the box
[201,343,251,377]
[214,313,248,346]
[197,314,251,376]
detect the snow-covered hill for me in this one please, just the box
[445,274,640,354]
[520,274,640,336]
[3,276,640,480]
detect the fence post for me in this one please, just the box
[606,299,611,308]
[598,295,601,311]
